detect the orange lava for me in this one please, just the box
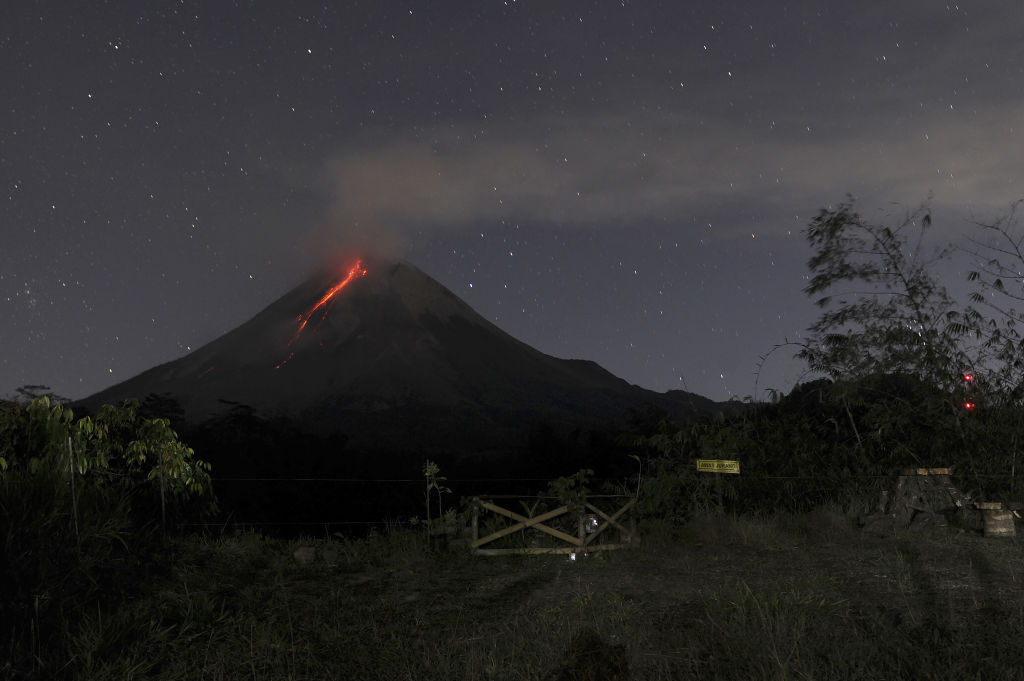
[292,259,368,341]
[276,259,367,368]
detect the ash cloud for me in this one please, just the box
[306,0,1024,255]
[314,104,1024,252]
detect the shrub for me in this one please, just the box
[0,397,214,677]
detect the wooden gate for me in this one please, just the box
[470,495,639,556]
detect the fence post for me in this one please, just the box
[577,493,585,548]
[472,498,479,546]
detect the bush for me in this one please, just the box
[0,397,213,678]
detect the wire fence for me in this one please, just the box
[180,467,1020,535]
[194,476,628,532]
[209,477,558,483]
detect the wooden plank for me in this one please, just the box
[471,504,479,544]
[586,498,634,527]
[476,546,576,556]
[902,467,951,476]
[582,499,637,547]
[475,544,631,556]
[475,499,581,548]
[478,502,576,545]
[480,500,566,525]
[580,508,616,544]
[472,502,580,549]
[470,496,640,555]
[472,516,561,549]
[585,497,630,532]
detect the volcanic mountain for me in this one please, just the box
[83,257,722,457]
[82,257,730,524]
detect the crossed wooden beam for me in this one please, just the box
[471,498,638,555]
[580,500,637,548]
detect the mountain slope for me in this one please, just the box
[83,257,721,450]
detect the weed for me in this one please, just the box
[7,510,1024,679]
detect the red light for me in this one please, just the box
[275,259,368,369]
[964,401,976,410]
[963,372,975,382]
[291,259,368,344]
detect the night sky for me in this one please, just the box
[3,1,1022,404]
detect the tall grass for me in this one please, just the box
[0,455,165,679]
[6,507,1024,680]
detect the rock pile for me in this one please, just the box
[859,468,974,534]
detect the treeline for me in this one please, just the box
[632,197,1024,520]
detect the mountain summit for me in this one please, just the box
[84,257,719,452]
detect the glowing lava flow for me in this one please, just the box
[275,259,367,369]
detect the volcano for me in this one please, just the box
[84,257,720,448]
[80,258,726,524]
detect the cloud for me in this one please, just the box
[314,99,1024,251]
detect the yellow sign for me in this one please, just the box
[697,459,740,474]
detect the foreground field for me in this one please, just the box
[18,510,1024,680]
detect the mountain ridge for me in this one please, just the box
[82,257,724,443]
[76,257,735,524]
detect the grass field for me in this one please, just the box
[10,509,1024,680]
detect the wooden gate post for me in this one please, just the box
[472,498,479,545]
